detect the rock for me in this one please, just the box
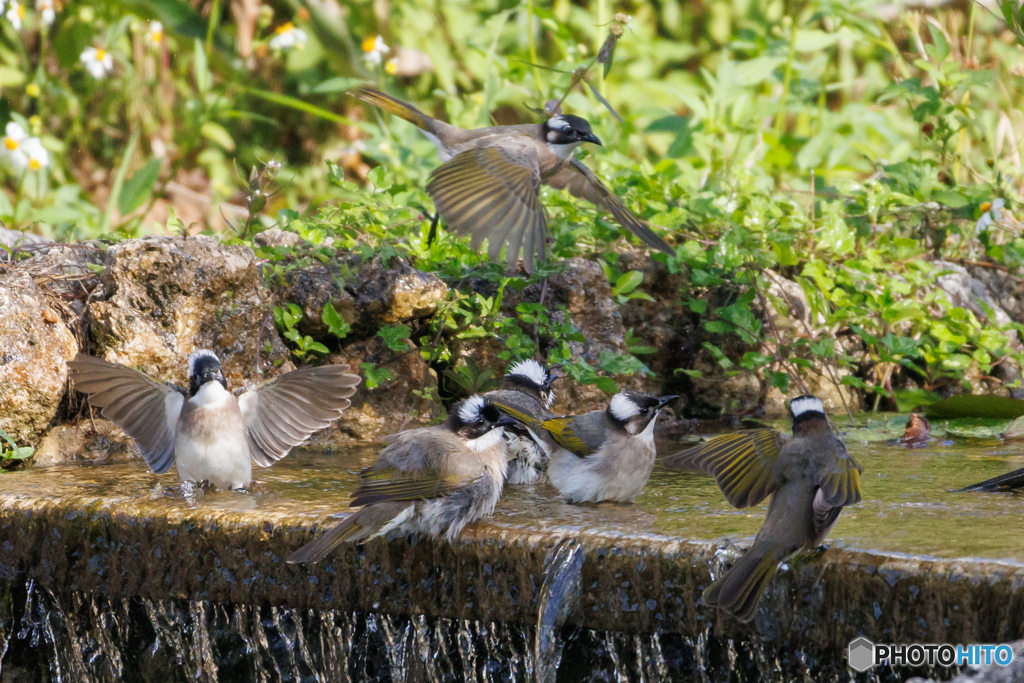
[348,254,447,333]
[687,347,766,417]
[20,241,108,303]
[32,420,134,467]
[934,261,1014,328]
[0,269,79,446]
[278,264,358,339]
[88,236,289,389]
[964,262,1024,324]
[326,336,442,442]
[545,258,628,360]
[0,227,51,248]
[276,253,447,341]
[763,362,862,416]
[253,228,303,248]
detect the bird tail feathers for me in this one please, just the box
[350,86,434,132]
[703,541,792,622]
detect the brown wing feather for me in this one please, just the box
[426,146,547,272]
[67,354,185,474]
[546,158,673,254]
[239,364,360,467]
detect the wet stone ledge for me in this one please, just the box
[1,443,1024,681]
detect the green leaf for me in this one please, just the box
[925,22,950,62]
[0,67,25,87]
[595,377,618,394]
[312,77,364,94]
[201,121,235,151]
[359,362,395,389]
[103,129,140,231]
[925,395,1024,419]
[933,190,967,208]
[893,389,942,413]
[378,324,411,352]
[646,115,688,133]
[322,301,351,340]
[244,87,352,125]
[613,270,644,296]
[117,158,162,215]
[193,39,210,93]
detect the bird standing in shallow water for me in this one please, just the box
[539,391,678,503]
[484,359,559,485]
[349,86,674,273]
[68,351,360,490]
[662,395,862,622]
[286,395,514,564]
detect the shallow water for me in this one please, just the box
[2,413,1023,682]
[2,413,1023,562]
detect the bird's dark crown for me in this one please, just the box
[607,391,677,432]
[448,395,507,439]
[502,359,558,406]
[543,114,602,146]
[788,394,828,433]
[187,349,227,395]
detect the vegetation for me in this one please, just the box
[6,0,1024,412]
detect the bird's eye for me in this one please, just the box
[640,407,649,415]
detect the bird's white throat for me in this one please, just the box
[467,427,504,451]
[190,381,231,408]
[548,140,584,161]
[638,410,660,445]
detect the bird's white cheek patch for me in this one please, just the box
[467,427,504,451]
[609,393,639,421]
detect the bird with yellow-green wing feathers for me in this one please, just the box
[286,395,515,564]
[538,391,678,503]
[661,395,862,622]
[483,359,560,485]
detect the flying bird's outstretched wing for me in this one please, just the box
[426,144,548,273]
[546,158,674,255]
[67,354,185,474]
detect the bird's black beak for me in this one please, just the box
[496,415,520,427]
[584,132,603,146]
[657,395,679,407]
[548,364,564,382]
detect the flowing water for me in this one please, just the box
[1,413,1022,681]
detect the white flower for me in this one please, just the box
[3,122,46,170]
[3,121,28,167]
[80,46,113,79]
[268,22,307,50]
[6,1,24,30]
[975,198,1006,231]
[36,0,54,26]
[361,34,388,65]
[21,137,47,170]
[145,20,163,45]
